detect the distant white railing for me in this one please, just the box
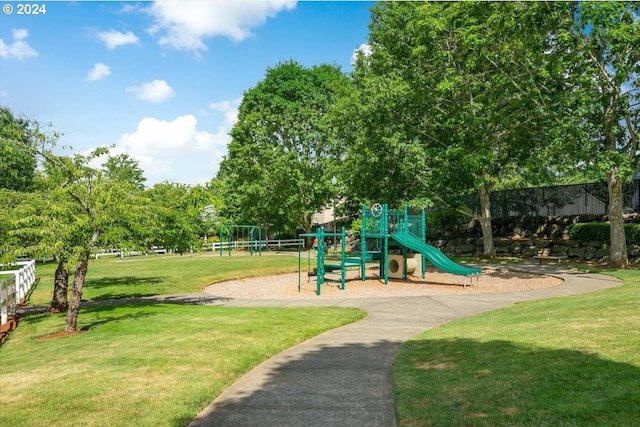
[93,239,305,259]
[209,238,303,252]
[94,247,168,259]
[1,260,36,328]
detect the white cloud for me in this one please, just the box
[350,43,371,66]
[119,115,223,156]
[210,98,241,127]
[13,29,28,39]
[86,62,111,81]
[146,0,296,52]
[96,29,139,50]
[126,80,175,103]
[0,28,37,60]
[114,103,238,183]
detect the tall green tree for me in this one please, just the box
[9,184,78,312]
[344,1,575,256]
[569,2,639,267]
[218,61,351,234]
[0,106,38,191]
[146,182,219,253]
[102,153,147,190]
[1,108,153,327]
[0,190,27,264]
[46,150,150,332]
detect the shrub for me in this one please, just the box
[568,223,610,242]
[568,223,640,245]
[624,224,640,245]
[350,218,362,235]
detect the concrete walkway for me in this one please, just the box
[188,265,621,427]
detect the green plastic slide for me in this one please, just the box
[390,231,481,276]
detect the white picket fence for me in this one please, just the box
[94,246,168,259]
[92,239,305,259]
[1,260,37,327]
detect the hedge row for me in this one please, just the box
[568,223,640,245]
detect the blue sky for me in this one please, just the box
[0,0,374,185]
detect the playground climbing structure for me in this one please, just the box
[299,204,482,295]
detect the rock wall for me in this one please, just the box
[427,213,640,263]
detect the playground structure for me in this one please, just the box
[218,225,264,256]
[299,204,482,295]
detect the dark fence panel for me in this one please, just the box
[464,181,640,218]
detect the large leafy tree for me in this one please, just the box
[10,182,78,312]
[569,2,639,267]
[103,153,147,190]
[344,1,575,256]
[36,149,149,330]
[2,110,152,327]
[218,61,351,234]
[0,106,38,191]
[146,182,220,253]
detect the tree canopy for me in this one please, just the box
[218,60,351,233]
[569,1,639,266]
[0,106,38,192]
[145,182,220,253]
[103,153,147,190]
[342,1,576,256]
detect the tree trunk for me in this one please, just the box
[478,185,496,257]
[49,256,68,313]
[64,225,100,332]
[607,171,628,267]
[64,257,88,333]
[303,213,314,248]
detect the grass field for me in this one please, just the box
[28,252,302,304]
[4,254,640,426]
[0,253,365,427]
[393,268,640,427]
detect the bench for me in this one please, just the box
[533,256,567,265]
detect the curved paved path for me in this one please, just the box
[188,266,621,427]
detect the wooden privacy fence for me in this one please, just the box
[1,260,37,328]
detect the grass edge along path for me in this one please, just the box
[1,253,365,427]
[393,270,640,427]
[0,304,365,427]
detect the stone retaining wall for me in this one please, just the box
[427,213,640,263]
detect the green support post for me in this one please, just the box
[383,204,389,284]
[219,225,232,257]
[360,204,367,281]
[255,227,262,255]
[421,210,426,278]
[297,238,301,293]
[402,244,408,281]
[340,226,347,290]
[403,205,409,231]
[308,242,311,278]
[316,227,325,295]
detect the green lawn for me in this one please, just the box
[29,252,302,304]
[0,253,365,427]
[7,254,640,426]
[393,269,640,427]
